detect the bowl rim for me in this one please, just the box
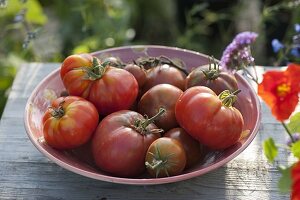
[24,45,261,185]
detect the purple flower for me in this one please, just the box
[295,24,300,33]
[271,39,284,53]
[286,133,300,147]
[220,31,258,71]
[234,32,258,47]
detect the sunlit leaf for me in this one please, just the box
[278,165,292,193]
[291,140,300,159]
[0,0,47,25]
[263,137,278,163]
[25,0,47,25]
[0,0,22,18]
[73,45,89,54]
[0,77,13,90]
[72,37,100,54]
[287,112,300,133]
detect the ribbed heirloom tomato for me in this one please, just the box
[175,86,244,150]
[42,96,99,150]
[60,54,138,116]
[92,109,165,177]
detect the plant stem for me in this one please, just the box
[143,108,166,128]
[281,121,295,143]
[275,46,291,66]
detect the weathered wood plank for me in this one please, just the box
[0,63,291,199]
[0,161,288,200]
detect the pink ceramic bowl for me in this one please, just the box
[24,45,261,185]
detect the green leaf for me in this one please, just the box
[278,166,292,193]
[0,0,47,25]
[25,0,47,25]
[291,140,300,159]
[287,112,300,133]
[263,137,278,163]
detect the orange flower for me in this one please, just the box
[292,161,300,200]
[258,63,300,121]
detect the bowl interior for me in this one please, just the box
[24,45,261,185]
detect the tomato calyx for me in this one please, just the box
[131,108,166,135]
[134,56,188,75]
[102,57,125,68]
[218,89,241,107]
[145,145,174,177]
[202,57,220,80]
[80,57,110,81]
[50,101,65,118]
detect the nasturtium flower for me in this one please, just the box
[292,161,300,200]
[258,63,300,121]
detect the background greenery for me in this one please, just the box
[0,0,299,117]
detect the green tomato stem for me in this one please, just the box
[145,159,163,170]
[202,56,221,80]
[143,108,166,128]
[80,57,109,81]
[132,108,166,135]
[50,102,65,118]
[219,89,241,107]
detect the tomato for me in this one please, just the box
[186,63,238,95]
[92,109,165,177]
[42,96,99,150]
[175,86,244,150]
[60,54,138,116]
[145,137,186,178]
[102,56,124,68]
[132,56,187,93]
[138,84,183,131]
[142,64,187,93]
[164,128,203,168]
[124,63,147,88]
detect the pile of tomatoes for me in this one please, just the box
[42,53,244,178]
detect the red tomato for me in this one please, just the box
[164,128,203,169]
[186,64,238,95]
[145,137,186,178]
[175,86,244,150]
[124,63,147,88]
[138,84,183,131]
[60,54,138,116]
[92,109,165,177]
[142,64,186,93]
[42,96,99,150]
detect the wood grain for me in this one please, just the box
[0,64,291,199]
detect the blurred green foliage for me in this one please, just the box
[0,0,299,117]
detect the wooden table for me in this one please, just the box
[0,63,291,199]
